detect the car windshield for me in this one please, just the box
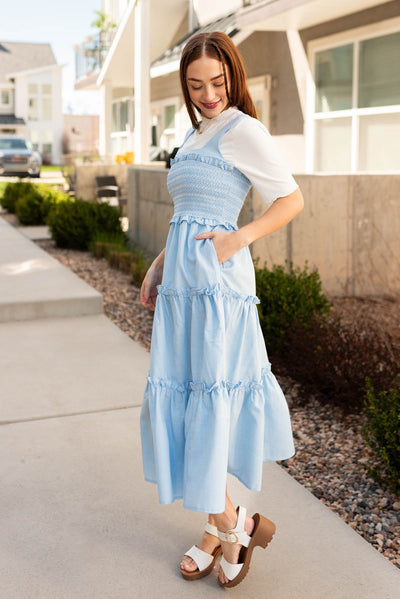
[0,138,28,150]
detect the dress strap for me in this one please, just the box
[179,127,195,150]
[213,113,246,142]
[207,113,247,155]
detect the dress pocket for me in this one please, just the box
[208,237,223,268]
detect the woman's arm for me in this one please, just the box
[140,248,165,311]
[195,188,304,264]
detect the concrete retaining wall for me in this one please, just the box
[126,168,400,297]
[75,163,130,201]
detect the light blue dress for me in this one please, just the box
[140,112,295,514]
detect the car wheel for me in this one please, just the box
[30,171,41,178]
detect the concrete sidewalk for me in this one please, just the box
[1,216,400,598]
[0,218,102,322]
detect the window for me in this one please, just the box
[311,29,400,172]
[42,98,52,120]
[163,105,177,152]
[358,32,400,108]
[120,100,129,131]
[1,90,10,105]
[27,81,52,122]
[315,44,353,112]
[164,105,175,130]
[111,98,134,133]
[28,97,39,121]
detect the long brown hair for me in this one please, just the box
[180,31,257,129]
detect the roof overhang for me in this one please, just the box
[150,13,252,79]
[237,0,391,31]
[97,0,188,88]
[0,114,26,125]
[7,63,63,80]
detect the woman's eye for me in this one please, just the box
[192,86,202,90]
[214,83,224,88]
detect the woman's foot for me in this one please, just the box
[214,514,255,585]
[180,527,221,574]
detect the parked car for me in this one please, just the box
[0,135,41,177]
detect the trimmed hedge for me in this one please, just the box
[0,181,34,213]
[255,261,330,350]
[48,199,122,250]
[89,231,152,286]
[0,181,69,225]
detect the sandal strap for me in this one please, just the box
[219,555,244,581]
[217,506,251,547]
[204,522,218,538]
[184,545,214,572]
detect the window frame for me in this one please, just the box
[27,80,53,123]
[150,96,180,152]
[0,89,11,106]
[307,17,400,173]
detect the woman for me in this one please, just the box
[140,31,303,588]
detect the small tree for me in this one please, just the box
[91,10,117,34]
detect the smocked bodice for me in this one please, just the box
[167,115,251,227]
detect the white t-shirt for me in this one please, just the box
[179,106,298,204]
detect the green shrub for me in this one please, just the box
[89,231,130,258]
[131,251,151,286]
[48,199,122,250]
[15,186,44,225]
[14,184,69,226]
[255,261,330,350]
[0,182,7,200]
[39,186,69,224]
[273,316,400,410]
[0,181,35,213]
[89,230,151,285]
[364,378,400,494]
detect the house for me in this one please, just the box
[63,114,99,156]
[74,0,400,173]
[0,41,63,164]
[73,1,400,296]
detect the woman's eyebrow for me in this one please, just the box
[187,74,224,82]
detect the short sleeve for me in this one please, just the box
[220,115,298,203]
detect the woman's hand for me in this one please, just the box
[195,230,243,264]
[140,249,165,311]
[195,189,304,263]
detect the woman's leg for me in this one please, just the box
[212,490,255,585]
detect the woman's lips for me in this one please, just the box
[201,100,220,109]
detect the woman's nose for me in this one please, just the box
[202,85,215,101]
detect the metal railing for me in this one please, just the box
[74,31,116,81]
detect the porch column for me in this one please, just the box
[99,78,112,158]
[134,0,150,164]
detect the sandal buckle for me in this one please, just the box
[225,531,239,544]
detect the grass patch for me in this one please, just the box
[41,165,62,172]
[89,231,152,286]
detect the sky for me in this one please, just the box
[1,0,103,114]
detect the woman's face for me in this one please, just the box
[186,55,230,119]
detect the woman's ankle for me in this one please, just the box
[213,509,238,533]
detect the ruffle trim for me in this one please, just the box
[170,214,237,230]
[156,282,260,305]
[170,152,236,173]
[146,365,272,394]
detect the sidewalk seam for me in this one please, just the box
[0,404,141,426]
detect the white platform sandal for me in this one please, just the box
[217,506,276,588]
[181,522,222,580]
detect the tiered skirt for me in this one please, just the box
[140,215,295,513]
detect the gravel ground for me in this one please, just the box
[36,239,400,569]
